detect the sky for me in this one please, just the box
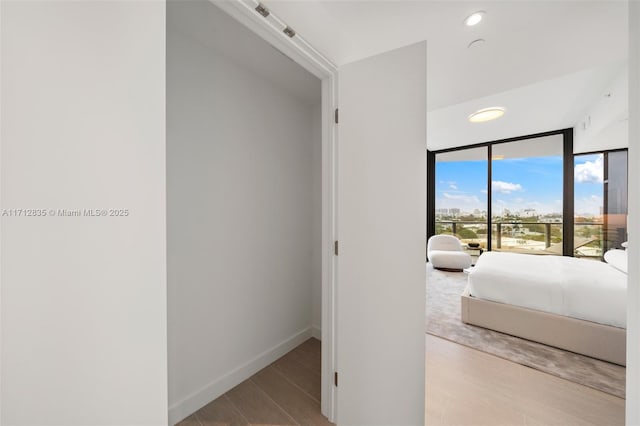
[574,154,604,216]
[435,154,603,216]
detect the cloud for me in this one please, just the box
[442,192,479,204]
[492,180,523,194]
[575,155,603,184]
[440,180,458,190]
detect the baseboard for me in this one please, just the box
[168,326,314,425]
[311,325,322,340]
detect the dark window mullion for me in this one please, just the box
[487,145,492,252]
[562,129,574,256]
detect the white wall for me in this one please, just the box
[574,66,629,153]
[167,4,321,423]
[626,2,640,425]
[0,2,167,425]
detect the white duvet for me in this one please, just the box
[468,252,627,328]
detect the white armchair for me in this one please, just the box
[427,235,472,271]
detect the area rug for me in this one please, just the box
[426,263,626,398]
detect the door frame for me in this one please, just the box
[213,0,338,421]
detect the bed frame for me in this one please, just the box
[461,285,626,366]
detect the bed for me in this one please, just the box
[461,251,627,365]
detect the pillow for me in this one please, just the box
[604,249,628,274]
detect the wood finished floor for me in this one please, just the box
[425,334,624,426]
[177,338,333,426]
[178,335,624,426]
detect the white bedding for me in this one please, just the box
[468,252,627,328]
[604,249,628,274]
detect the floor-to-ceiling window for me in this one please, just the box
[430,129,573,256]
[574,149,628,259]
[605,150,628,250]
[574,153,605,258]
[491,135,564,255]
[435,147,488,251]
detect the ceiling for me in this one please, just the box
[260,0,629,150]
[428,61,626,150]
[168,0,321,106]
[263,1,628,111]
[175,0,629,150]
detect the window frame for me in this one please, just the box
[427,128,574,256]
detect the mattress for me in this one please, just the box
[468,252,627,328]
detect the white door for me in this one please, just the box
[336,41,427,425]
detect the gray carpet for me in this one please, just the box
[426,263,626,399]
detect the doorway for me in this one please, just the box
[166,1,335,424]
[426,131,628,424]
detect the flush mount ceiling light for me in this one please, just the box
[468,107,505,123]
[464,11,486,26]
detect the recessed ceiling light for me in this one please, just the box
[464,11,486,26]
[468,107,505,123]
